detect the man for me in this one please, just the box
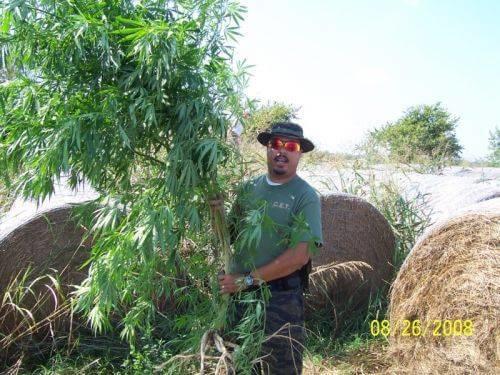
[218,122,323,374]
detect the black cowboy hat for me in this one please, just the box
[257,122,315,153]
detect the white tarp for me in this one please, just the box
[0,176,98,241]
[301,166,500,225]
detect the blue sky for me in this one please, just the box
[235,0,500,160]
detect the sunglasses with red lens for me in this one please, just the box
[268,137,302,152]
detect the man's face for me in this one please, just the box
[266,137,302,179]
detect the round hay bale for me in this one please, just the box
[0,206,91,294]
[0,205,92,359]
[306,193,395,315]
[306,261,374,324]
[388,211,500,374]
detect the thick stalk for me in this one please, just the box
[208,194,232,330]
[208,196,232,272]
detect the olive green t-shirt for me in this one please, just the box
[228,174,323,274]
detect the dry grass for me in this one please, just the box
[306,261,373,314]
[0,270,75,365]
[305,261,377,334]
[304,339,390,374]
[388,213,500,374]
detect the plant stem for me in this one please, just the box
[208,193,232,330]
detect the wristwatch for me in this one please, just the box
[243,272,254,288]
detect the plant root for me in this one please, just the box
[200,329,236,375]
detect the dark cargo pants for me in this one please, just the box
[235,287,305,375]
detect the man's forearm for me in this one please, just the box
[218,242,311,294]
[251,242,310,283]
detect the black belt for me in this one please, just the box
[247,270,302,292]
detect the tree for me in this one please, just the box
[370,103,463,164]
[0,0,250,349]
[242,101,299,142]
[487,127,500,167]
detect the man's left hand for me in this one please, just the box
[218,273,245,294]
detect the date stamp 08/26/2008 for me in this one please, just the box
[369,319,474,338]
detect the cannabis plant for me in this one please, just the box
[0,0,249,345]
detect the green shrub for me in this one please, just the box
[242,102,299,142]
[487,127,500,167]
[368,103,463,166]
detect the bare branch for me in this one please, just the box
[132,149,166,167]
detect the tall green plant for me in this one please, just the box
[0,0,248,343]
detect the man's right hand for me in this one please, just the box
[218,272,245,294]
